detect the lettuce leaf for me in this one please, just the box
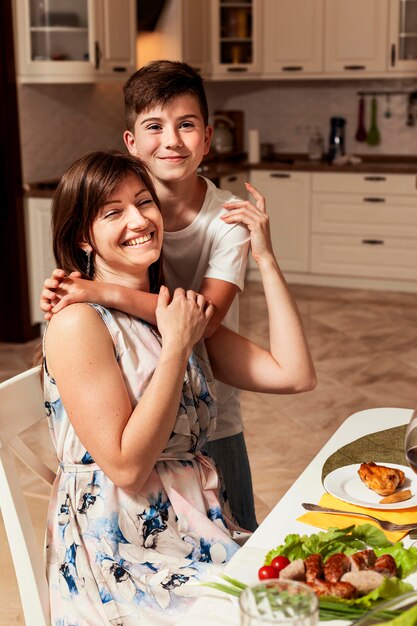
[264,524,394,564]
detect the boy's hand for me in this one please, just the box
[40,269,94,320]
[156,286,213,353]
[221,182,274,264]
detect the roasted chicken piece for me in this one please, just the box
[304,554,323,583]
[308,578,356,599]
[324,553,351,583]
[372,554,397,578]
[349,549,376,571]
[358,462,405,496]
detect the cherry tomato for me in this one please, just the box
[270,556,291,574]
[258,565,276,580]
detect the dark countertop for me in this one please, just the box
[24,153,417,197]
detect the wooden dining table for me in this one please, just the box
[180,407,415,625]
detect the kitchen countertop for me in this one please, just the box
[24,154,417,197]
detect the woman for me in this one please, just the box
[43,151,315,625]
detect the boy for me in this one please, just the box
[41,60,258,531]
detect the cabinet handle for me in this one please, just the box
[363,176,386,182]
[363,197,386,203]
[343,64,366,70]
[361,239,384,245]
[94,41,101,70]
[112,67,127,73]
[391,43,396,67]
[227,66,248,72]
[227,176,238,182]
[270,173,291,179]
[282,66,303,72]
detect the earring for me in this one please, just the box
[85,250,91,277]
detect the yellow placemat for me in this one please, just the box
[297,493,417,542]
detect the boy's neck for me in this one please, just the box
[155,175,207,233]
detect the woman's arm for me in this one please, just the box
[40,269,158,324]
[205,183,316,394]
[45,287,212,493]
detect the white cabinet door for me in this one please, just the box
[324,0,389,75]
[210,0,262,79]
[95,0,136,79]
[24,198,54,325]
[388,0,417,73]
[263,0,324,76]
[219,172,247,198]
[249,171,311,272]
[13,0,136,83]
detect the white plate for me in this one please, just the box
[324,463,417,510]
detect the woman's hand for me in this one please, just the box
[221,182,274,264]
[40,269,98,319]
[156,286,213,353]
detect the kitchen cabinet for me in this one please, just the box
[136,0,210,76]
[249,170,311,273]
[219,171,247,197]
[324,0,389,75]
[24,197,55,325]
[13,0,136,83]
[262,0,389,79]
[388,0,417,72]
[263,0,324,76]
[210,0,262,79]
[311,173,417,285]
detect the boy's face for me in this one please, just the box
[123,94,213,186]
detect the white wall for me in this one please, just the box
[18,77,417,182]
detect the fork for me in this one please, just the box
[302,502,417,532]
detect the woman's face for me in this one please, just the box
[85,172,163,289]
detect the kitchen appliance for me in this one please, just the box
[211,110,245,157]
[212,115,235,154]
[327,117,346,162]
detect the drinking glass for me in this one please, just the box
[405,408,417,473]
[239,579,318,626]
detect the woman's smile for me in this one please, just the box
[122,233,153,246]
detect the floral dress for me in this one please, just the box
[43,305,247,626]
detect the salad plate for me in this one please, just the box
[324,463,417,510]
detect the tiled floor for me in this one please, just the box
[1,281,417,623]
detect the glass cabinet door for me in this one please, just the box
[220,0,253,65]
[389,0,417,70]
[211,0,261,77]
[29,0,90,63]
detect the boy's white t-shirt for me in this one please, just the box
[162,177,250,440]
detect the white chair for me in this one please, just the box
[0,365,55,626]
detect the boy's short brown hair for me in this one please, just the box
[124,60,209,132]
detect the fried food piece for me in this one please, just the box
[358,462,405,496]
[308,578,356,599]
[379,489,412,504]
[341,571,385,595]
[279,559,306,581]
[372,554,397,578]
[324,553,351,583]
[304,554,323,583]
[349,549,376,571]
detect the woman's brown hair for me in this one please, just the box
[52,150,163,293]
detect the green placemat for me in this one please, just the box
[321,425,407,483]
[321,425,417,539]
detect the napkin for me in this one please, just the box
[297,493,417,542]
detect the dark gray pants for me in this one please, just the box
[203,432,258,532]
